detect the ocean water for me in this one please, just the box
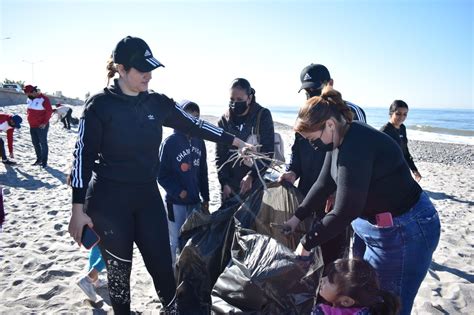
[203,105,474,145]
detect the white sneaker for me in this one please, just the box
[93,278,108,288]
[77,276,97,301]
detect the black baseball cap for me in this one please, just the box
[113,36,164,72]
[298,64,331,92]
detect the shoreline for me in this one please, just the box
[201,114,473,167]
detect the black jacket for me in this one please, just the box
[380,123,418,172]
[216,103,274,192]
[70,80,234,203]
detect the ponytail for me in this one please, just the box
[320,87,353,123]
[106,57,118,86]
[294,85,353,133]
[369,289,401,315]
[106,56,132,86]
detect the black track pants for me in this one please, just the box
[84,176,176,314]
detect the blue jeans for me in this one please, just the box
[29,124,49,165]
[351,192,440,315]
[167,203,200,266]
[88,245,105,272]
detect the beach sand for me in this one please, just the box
[0,105,472,314]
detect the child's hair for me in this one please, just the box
[183,101,200,114]
[324,259,400,315]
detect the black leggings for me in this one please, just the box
[84,176,176,314]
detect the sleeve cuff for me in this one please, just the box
[222,132,235,145]
[72,187,87,204]
[294,206,308,221]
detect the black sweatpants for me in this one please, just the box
[84,176,176,314]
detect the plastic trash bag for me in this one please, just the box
[211,226,324,315]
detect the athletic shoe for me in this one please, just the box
[2,159,16,165]
[32,160,42,166]
[77,276,97,301]
[93,278,108,288]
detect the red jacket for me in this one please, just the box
[0,114,14,155]
[27,94,53,128]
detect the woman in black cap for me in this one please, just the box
[67,36,250,314]
[216,78,275,201]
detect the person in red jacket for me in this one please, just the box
[0,114,22,165]
[24,85,53,167]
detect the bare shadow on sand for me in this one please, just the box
[43,165,67,185]
[429,261,474,284]
[0,165,55,189]
[425,190,474,207]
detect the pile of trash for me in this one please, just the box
[170,182,324,315]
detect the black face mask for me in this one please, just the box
[305,89,322,100]
[308,127,334,152]
[309,138,333,151]
[27,95,36,100]
[229,100,248,116]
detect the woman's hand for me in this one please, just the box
[222,184,232,200]
[278,171,297,184]
[240,174,253,194]
[282,215,301,235]
[68,203,93,246]
[294,242,311,257]
[413,171,422,182]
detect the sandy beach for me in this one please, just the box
[0,104,472,314]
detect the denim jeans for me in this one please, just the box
[351,192,440,315]
[30,124,49,165]
[168,203,201,266]
[89,245,106,272]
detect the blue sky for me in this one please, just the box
[1,0,472,109]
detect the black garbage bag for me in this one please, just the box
[211,226,324,315]
[173,186,264,314]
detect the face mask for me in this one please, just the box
[305,88,322,100]
[229,100,248,116]
[309,127,334,152]
[27,95,35,100]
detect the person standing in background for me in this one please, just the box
[381,100,422,182]
[158,100,210,266]
[0,114,22,165]
[24,85,53,167]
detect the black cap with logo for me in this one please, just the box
[298,64,331,92]
[113,36,164,72]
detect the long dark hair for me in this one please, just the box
[389,100,409,115]
[324,259,400,315]
[230,78,257,105]
[294,86,353,133]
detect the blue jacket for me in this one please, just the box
[158,130,209,205]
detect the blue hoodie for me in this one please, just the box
[158,130,209,205]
